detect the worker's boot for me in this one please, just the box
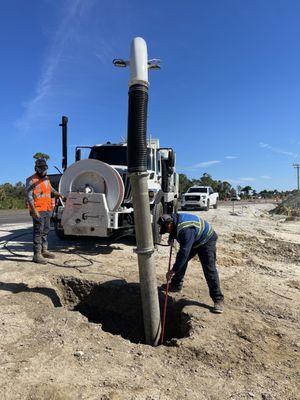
[32,252,47,264]
[42,246,56,259]
[212,300,224,314]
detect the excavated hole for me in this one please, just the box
[58,276,191,345]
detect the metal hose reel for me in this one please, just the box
[59,159,124,211]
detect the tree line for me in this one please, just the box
[0,173,296,210]
[179,173,296,200]
[0,182,26,210]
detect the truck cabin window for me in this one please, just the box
[187,188,207,193]
[89,146,153,169]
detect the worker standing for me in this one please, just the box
[26,158,65,264]
[158,213,224,313]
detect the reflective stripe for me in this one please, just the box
[197,217,205,239]
[194,224,214,248]
[177,214,203,237]
[176,213,214,247]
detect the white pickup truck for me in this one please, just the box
[181,186,219,211]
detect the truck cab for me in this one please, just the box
[73,140,178,209]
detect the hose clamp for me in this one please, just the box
[133,247,155,255]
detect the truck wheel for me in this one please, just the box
[54,222,66,240]
[213,199,218,209]
[152,202,163,244]
[205,200,210,211]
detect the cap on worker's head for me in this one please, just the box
[35,158,48,168]
[157,214,173,234]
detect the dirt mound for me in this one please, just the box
[271,192,300,217]
[231,233,300,264]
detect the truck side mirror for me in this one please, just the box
[75,149,81,162]
[168,150,175,168]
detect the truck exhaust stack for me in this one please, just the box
[60,116,68,172]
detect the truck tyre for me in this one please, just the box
[152,202,163,244]
[205,200,210,211]
[213,199,218,209]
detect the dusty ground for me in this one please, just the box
[0,203,299,400]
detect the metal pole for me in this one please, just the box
[123,37,161,346]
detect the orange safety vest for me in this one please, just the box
[31,174,52,212]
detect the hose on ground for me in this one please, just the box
[0,229,132,279]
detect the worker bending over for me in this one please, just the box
[158,213,224,313]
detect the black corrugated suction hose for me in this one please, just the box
[127,84,148,173]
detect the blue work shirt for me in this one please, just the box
[170,213,215,273]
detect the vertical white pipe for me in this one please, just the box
[129,37,149,87]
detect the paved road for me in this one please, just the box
[0,210,31,226]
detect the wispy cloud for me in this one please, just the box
[15,0,90,132]
[225,178,243,184]
[239,177,256,181]
[224,156,238,159]
[259,142,299,158]
[94,37,116,65]
[193,160,221,168]
[261,175,272,179]
[225,177,256,184]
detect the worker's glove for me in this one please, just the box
[166,269,175,282]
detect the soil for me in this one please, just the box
[271,193,300,217]
[0,203,299,400]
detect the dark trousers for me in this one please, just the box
[171,232,224,302]
[32,211,51,254]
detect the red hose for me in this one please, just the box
[160,241,173,345]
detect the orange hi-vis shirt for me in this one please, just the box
[26,173,55,212]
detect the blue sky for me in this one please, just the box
[1,0,299,191]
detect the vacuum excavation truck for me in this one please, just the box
[52,117,179,244]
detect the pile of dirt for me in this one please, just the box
[230,233,300,264]
[270,192,300,217]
